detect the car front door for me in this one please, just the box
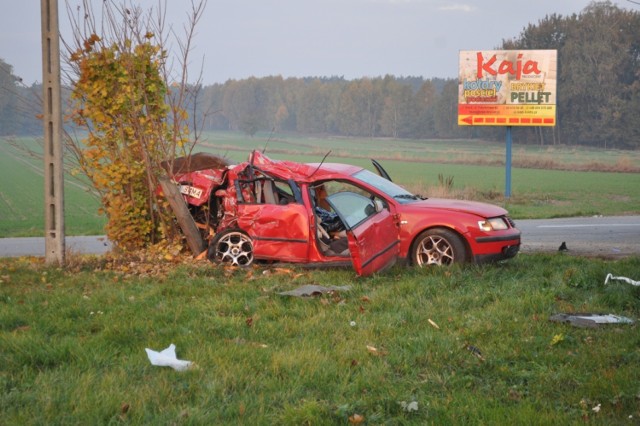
[326,191,399,276]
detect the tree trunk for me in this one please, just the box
[158,176,205,256]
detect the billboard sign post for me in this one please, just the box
[458,50,557,198]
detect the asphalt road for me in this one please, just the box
[516,215,640,258]
[0,235,112,258]
[0,216,638,258]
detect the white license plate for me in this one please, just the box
[180,185,203,199]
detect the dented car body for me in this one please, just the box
[163,151,521,276]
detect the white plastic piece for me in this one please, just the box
[399,401,419,412]
[572,314,634,324]
[604,273,640,286]
[145,344,192,371]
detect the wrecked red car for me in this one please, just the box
[162,150,521,276]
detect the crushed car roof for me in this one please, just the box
[235,151,362,183]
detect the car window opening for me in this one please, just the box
[311,183,349,257]
[237,176,297,206]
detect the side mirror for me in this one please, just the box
[364,203,375,216]
[364,199,384,216]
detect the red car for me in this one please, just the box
[164,150,520,276]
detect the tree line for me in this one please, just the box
[1,1,638,149]
[0,60,42,136]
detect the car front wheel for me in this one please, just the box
[208,229,254,267]
[411,228,467,266]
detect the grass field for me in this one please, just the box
[1,253,639,424]
[1,132,639,237]
[0,137,104,237]
[199,131,640,173]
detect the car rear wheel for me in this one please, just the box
[411,228,467,266]
[208,229,254,267]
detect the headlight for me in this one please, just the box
[478,218,508,231]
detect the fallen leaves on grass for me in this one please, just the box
[69,241,210,279]
[348,413,365,424]
[366,345,388,357]
[226,337,268,348]
[508,388,523,401]
[6,241,315,283]
[262,267,305,279]
[550,333,565,346]
[246,314,261,327]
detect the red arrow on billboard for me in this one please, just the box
[460,116,555,126]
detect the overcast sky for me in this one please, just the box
[0,0,632,86]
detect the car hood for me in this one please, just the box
[403,197,508,218]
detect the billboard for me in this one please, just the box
[458,50,557,126]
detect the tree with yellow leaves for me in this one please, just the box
[64,1,206,250]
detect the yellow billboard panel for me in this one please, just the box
[458,50,557,126]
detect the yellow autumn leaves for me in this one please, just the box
[69,35,187,250]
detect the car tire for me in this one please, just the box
[208,229,254,267]
[410,228,467,266]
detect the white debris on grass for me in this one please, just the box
[145,344,192,371]
[604,273,640,286]
[399,401,419,412]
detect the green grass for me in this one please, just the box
[1,254,639,424]
[0,138,105,237]
[1,132,639,237]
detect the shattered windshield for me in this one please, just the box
[352,169,422,204]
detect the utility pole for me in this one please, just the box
[41,0,65,266]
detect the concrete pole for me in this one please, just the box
[41,0,65,265]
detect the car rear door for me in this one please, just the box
[326,192,399,276]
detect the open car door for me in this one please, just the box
[371,159,392,182]
[326,192,399,276]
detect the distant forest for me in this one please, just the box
[1,1,638,149]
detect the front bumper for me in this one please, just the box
[474,241,520,263]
